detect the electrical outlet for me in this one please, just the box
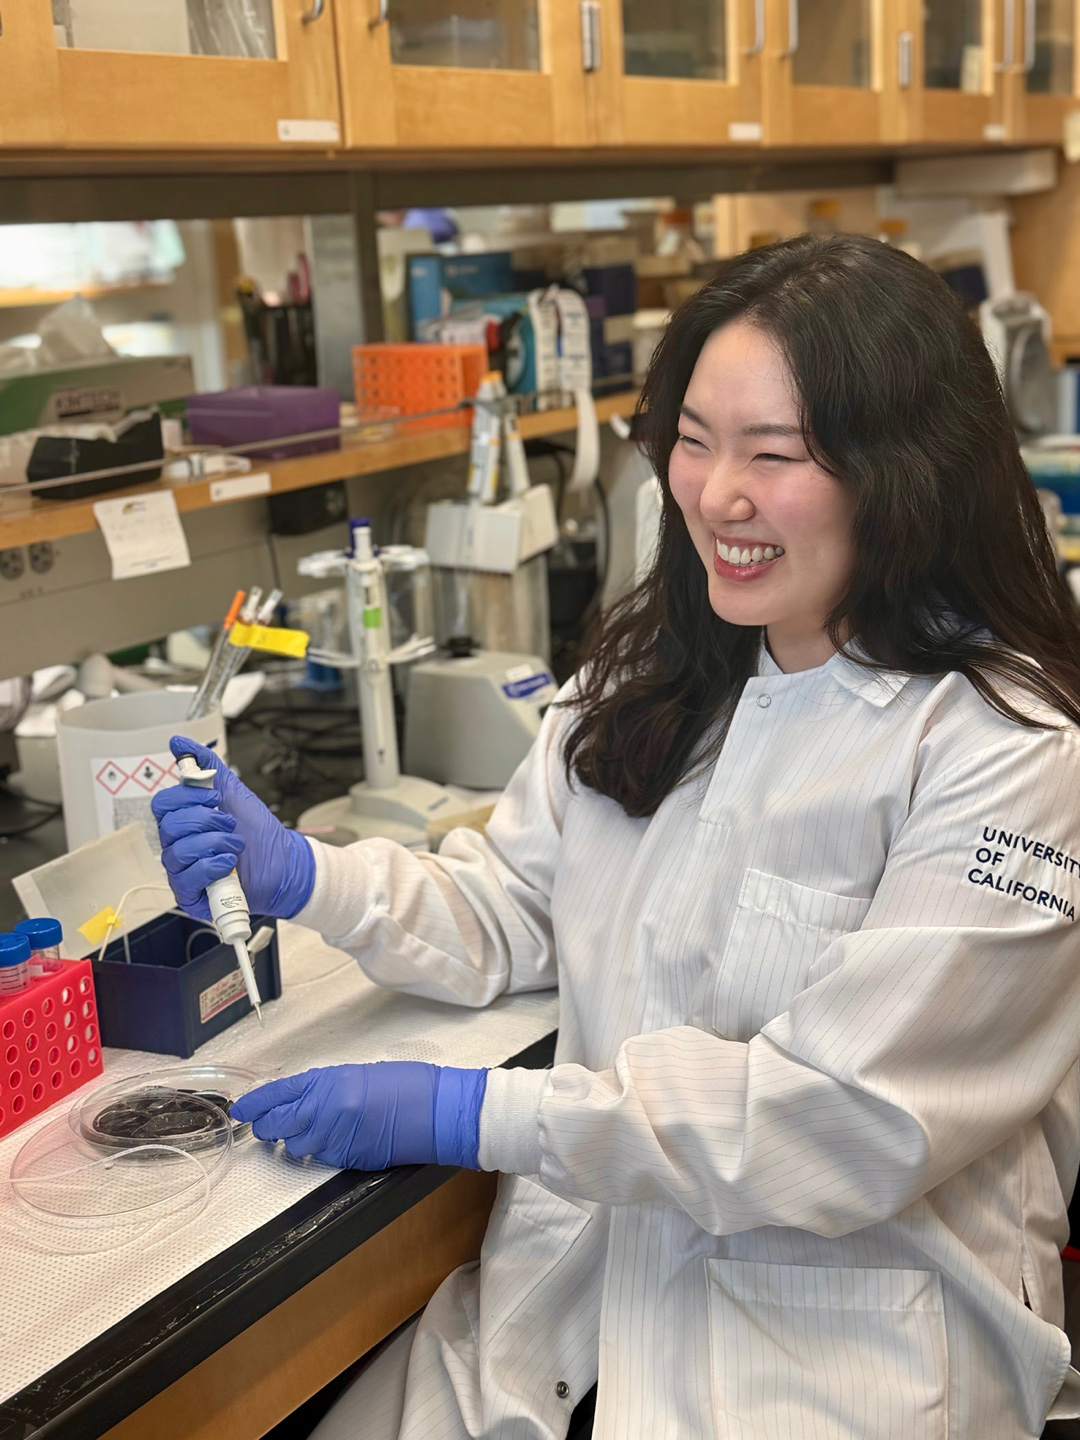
[0,548,25,581]
[28,543,55,575]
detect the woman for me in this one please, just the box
[154,234,1080,1439]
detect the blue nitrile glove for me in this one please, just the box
[230,1063,489,1171]
[150,736,315,923]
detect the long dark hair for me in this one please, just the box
[564,232,1080,818]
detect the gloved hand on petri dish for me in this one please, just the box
[150,736,316,923]
[230,1063,490,1172]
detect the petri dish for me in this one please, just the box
[9,1064,259,1254]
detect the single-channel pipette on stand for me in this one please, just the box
[176,752,263,1025]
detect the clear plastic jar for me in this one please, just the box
[0,933,31,994]
[14,918,64,978]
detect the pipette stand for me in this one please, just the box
[297,532,474,849]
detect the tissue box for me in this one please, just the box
[0,354,194,437]
[14,826,282,1060]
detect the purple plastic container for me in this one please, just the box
[186,386,340,460]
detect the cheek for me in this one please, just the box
[667,451,702,523]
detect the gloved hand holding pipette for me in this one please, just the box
[151,737,315,922]
[230,1063,489,1171]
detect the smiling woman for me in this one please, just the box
[562,231,1080,818]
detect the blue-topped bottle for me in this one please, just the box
[14,918,63,979]
[0,934,31,994]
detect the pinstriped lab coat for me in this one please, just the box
[297,648,1080,1439]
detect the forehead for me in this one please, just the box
[683,321,799,421]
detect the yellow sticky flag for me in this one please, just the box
[228,622,309,659]
[79,907,122,947]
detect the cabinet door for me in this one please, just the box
[901,0,1013,143]
[0,1,63,144]
[336,0,589,150]
[1017,0,1077,142]
[51,0,342,151]
[593,0,765,149]
[765,0,890,145]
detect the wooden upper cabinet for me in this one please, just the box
[336,0,590,150]
[764,0,895,146]
[898,0,1013,145]
[0,1,64,145]
[49,0,342,151]
[1015,0,1078,142]
[589,0,766,150]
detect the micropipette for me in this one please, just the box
[176,753,263,1025]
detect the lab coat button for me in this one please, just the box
[757,694,772,709]
[555,1381,570,1399]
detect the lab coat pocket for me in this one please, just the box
[705,1259,948,1440]
[707,869,871,1040]
[479,1174,602,1346]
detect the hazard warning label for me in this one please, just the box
[92,750,181,850]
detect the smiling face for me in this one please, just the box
[667,319,858,673]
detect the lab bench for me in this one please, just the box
[0,946,556,1440]
[0,1031,556,1440]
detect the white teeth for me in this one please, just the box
[716,540,785,567]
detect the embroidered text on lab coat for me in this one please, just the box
[967,826,1079,920]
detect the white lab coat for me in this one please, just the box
[297,648,1080,1439]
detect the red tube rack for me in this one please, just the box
[0,959,103,1140]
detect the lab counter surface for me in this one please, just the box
[0,946,557,1440]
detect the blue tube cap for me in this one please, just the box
[14,917,62,949]
[0,934,31,967]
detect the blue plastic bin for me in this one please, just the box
[92,911,281,1059]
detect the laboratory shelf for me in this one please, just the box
[0,390,639,551]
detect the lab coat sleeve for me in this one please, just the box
[480,723,1080,1235]
[290,684,575,1007]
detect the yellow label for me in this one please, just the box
[79,907,122,946]
[228,622,309,659]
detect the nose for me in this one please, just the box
[700,459,755,527]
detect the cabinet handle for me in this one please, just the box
[1023,0,1036,72]
[302,0,325,23]
[581,0,601,72]
[996,0,1015,70]
[368,0,388,29]
[780,0,799,60]
[898,30,913,88]
[744,0,765,58]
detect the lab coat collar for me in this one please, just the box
[756,641,912,708]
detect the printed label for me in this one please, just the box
[92,752,181,851]
[209,472,272,503]
[199,966,247,1024]
[277,119,341,143]
[502,671,555,702]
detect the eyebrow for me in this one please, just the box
[679,405,803,440]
